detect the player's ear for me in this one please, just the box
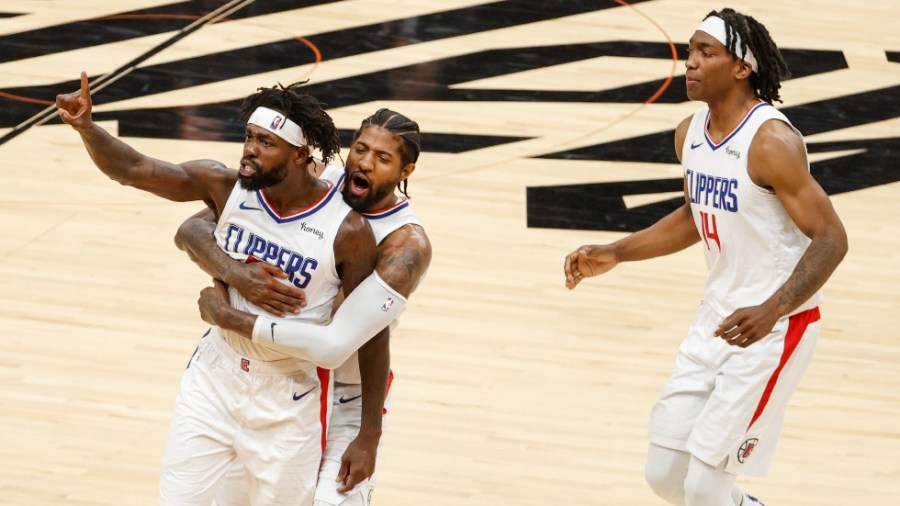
[294,145,311,167]
[735,60,753,80]
[400,162,416,181]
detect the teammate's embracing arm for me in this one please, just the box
[188,222,431,367]
[336,221,432,490]
[564,116,700,290]
[56,72,234,211]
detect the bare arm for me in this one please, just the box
[56,72,234,208]
[565,116,699,289]
[715,120,848,346]
[175,208,306,316]
[337,223,432,491]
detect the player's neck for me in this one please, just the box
[262,170,331,215]
[706,90,761,142]
[365,192,401,214]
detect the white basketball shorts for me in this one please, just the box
[160,328,332,506]
[649,302,819,476]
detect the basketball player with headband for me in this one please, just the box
[176,108,430,506]
[56,75,405,505]
[564,8,847,505]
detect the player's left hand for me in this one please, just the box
[198,279,231,326]
[715,303,780,347]
[336,435,377,493]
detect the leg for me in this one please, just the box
[314,383,381,506]
[683,455,737,506]
[644,444,690,505]
[238,367,332,506]
[213,462,252,506]
[160,338,241,505]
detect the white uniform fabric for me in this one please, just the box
[161,180,352,505]
[314,165,419,505]
[649,303,819,476]
[215,180,350,358]
[649,104,822,477]
[681,101,822,318]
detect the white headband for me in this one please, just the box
[247,106,307,147]
[696,15,758,73]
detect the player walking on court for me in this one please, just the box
[176,108,431,506]
[564,8,847,506]
[55,74,404,505]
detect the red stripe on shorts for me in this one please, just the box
[747,307,820,428]
[383,369,394,415]
[317,366,331,451]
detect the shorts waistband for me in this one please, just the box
[206,328,311,376]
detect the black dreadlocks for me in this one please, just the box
[353,108,421,198]
[704,8,790,103]
[239,82,341,166]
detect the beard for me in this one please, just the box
[341,179,395,213]
[239,160,289,191]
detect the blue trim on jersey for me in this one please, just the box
[704,102,770,150]
[256,182,339,224]
[364,200,410,220]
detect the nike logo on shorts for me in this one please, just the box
[293,387,315,401]
[338,394,362,404]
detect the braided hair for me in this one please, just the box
[704,8,790,103]
[353,108,421,198]
[239,82,341,165]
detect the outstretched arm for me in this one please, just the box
[175,208,306,316]
[57,72,233,208]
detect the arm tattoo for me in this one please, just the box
[378,246,424,298]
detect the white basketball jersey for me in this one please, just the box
[321,165,422,383]
[682,102,822,318]
[214,179,353,361]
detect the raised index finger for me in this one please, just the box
[80,71,90,99]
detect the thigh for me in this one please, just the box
[649,305,716,451]
[160,339,241,505]
[692,309,819,475]
[213,463,251,506]
[239,367,332,506]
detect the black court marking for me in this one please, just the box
[527,84,900,232]
[1,0,652,126]
[92,105,528,153]
[0,0,257,145]
[0,0,323,65]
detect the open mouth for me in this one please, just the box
[349,173,370,195]
[239,158,258,177]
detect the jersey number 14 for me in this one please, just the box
[700,211,721,250]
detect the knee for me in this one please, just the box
[683,481,719,506]
[644,460,684,504]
